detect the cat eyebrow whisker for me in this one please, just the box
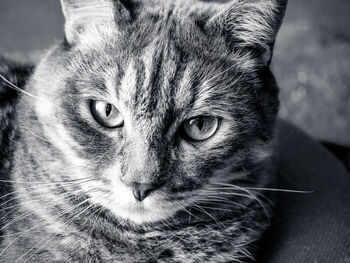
[191,62,242,98]
[20,126,52,143]
[0,74,47,103]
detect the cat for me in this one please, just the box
[0,0,287,262]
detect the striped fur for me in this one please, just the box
[1,0,286,262]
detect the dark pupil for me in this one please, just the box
[105,104,112,117]
[197,118,205,131]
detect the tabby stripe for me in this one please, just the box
[114,61,126,99]
[132,57,146,110]
[144,47,165,118]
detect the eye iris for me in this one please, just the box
[90,100,124,129]
[184,116,219,141]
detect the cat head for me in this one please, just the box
[20,0,286,225]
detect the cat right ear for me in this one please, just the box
[210,0,288,66]
[60,0,133,45]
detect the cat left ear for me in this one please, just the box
[60,0,133,45]
[211,0,288,66]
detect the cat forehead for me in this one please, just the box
[101,45,208,126]
[58,4,255,125]
[71,0,228,57]
[62,15,251,116]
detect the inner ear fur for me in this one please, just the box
[210,0,288,66]
[60,0,134,44]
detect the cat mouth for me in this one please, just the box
[98,194,182,224]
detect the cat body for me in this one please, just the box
[0,0,287,262]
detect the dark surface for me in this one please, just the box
[259,120,350,263]
[322,141,350,172]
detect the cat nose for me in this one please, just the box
[130,182,157,202]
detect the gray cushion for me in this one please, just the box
[259,120,350,262]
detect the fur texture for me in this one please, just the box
[0,0,287,262]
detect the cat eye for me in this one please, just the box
[90,100,124,128]
[183,116,219,141]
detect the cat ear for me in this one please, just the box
[60,0,133,44]
[211,0,288,66]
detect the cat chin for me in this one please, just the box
[100,197,180,225]
[115,205,178,225]
[119,193,181,224]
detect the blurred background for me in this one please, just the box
[0,0,349,146]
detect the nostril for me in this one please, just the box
[130,182,157,202]
[132,189,142,202]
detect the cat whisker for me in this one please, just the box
[197,205,235,213]
[195,196,247,209]
[169,225,199,253]
[0,210,34,232]
[159,219,194,246]
[20,126,51,143]
[193,201,238,213]
[17,192,108,263]
[244,187,314,194]
[0,74,46,102]
[159,219,174,232]
[207,183,269,207]
[0,191,100,258]
[156,221,179,251]
[239,247,255,262]
[0,177,95,185]
[0,178,97,209]
[0,186,95,215]
[193,251,206,263]
[208,182,313,220]
[211,182,314,194]
[202,189,256,201]
[0,178,95,202]
[175,201,204,222]
[0,178,96,201]
[191,202,226,229]
[202,189,271,221]
[193,60,240,93]
[0,188,99,235]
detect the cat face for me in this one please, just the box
[21,0,286,224]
